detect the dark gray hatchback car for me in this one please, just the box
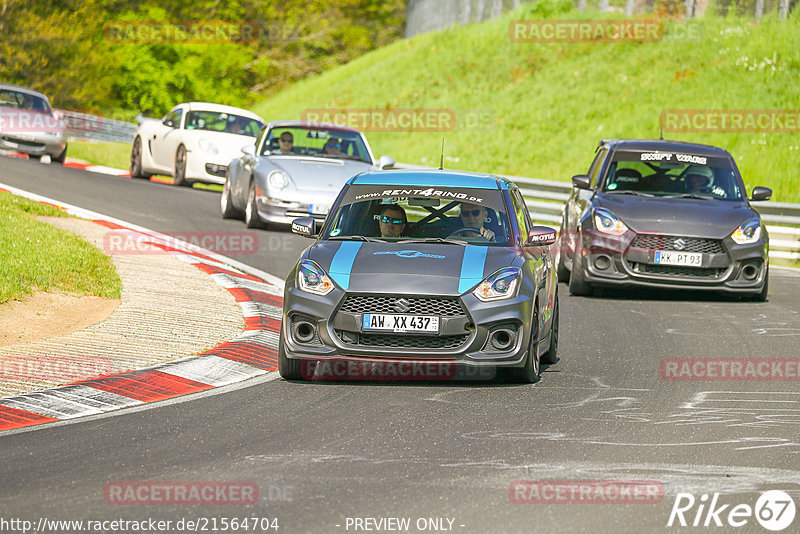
[557,139,771,300]
[280,169,560,383]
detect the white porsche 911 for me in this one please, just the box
[130,102,265,186]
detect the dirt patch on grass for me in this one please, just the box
[0,292,120,346]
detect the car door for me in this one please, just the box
[151,107,184,172]
[511,189,553,324]
[566,147,608,258]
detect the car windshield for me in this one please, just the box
[601,151,744,200]
[321,185,512,245]
[262,126,372,164]
[184,111,263,137]
[0,89,50,113]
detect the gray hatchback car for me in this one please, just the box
[0,83,68,163]
[280,169,560,383]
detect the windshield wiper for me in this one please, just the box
[402,238,469,245]
[606,190,654,197]
[328,235,386,243]
[664,193,716,200]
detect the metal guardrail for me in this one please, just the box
[58,110,137,144]
[395,163,800,261]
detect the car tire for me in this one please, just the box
[173,145,191,187]
[511,308,540,383]
[541,292,559,365]
[244,180,264,229]
[130,137,151,179]
[52,146,67,165]
[748,266,769,302]
[568,248,593,296]
[220,176,242,219]
[278,328,303,380]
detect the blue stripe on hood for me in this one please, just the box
[329,242,362,290]
[458,246,488,293]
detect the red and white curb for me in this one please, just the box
[1,150,131,176]
[0,184,285,433]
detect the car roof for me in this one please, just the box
[0,83,51,102]
[180,102,265,123]
[349,169,512,190]
[267,120,362,133]
[598,138,732,157]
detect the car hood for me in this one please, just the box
[306,241,520,296]
[189,132,256,160]
[594,194,758,238]
[263,157,374,192]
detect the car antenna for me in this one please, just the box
[439,137,445,170]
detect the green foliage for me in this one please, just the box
[0,0,405,116]
[0,192,122,303]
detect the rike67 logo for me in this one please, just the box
[668,490,796,531]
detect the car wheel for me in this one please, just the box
[278,328,303,380]
[173,145,191,187]
[748,266,769,302]
[52,146,67,165]
[220,176,242,219]
[568,247,593,296]
[244,180,264,229]
[512,308,540,383]
[541,291,559,365]
[130,137,151,178]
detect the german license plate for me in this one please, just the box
[654,250,702,267]
[309,204,329,215]
[362,314,439,333]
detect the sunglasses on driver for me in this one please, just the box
[380,216,405,225]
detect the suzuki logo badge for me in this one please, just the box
[674,238,687,251]
[394,298,411,313]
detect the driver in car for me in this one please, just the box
[379,204,407,238]
[458,203,495,241]
[685,166,714,193]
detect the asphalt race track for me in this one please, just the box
[1,155,799,533]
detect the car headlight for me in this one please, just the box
[269,170,289,189]
[473,267,521,302]
[297,260,334,295]
[731,218,762,245]
[593,208,628,236]
[198,138,219,156]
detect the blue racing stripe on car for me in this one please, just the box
[329,241,362,290]
[458,246,488,293]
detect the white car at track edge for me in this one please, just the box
[130,102,265,186]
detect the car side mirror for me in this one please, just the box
[292,217,318,238]
[750,186,772,202]
[378,155,395,170]
[526,226,557,247]
[572,175,591,190]
[241,145,256,157]
[163,119,175,128]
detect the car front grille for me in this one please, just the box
[2,136,44,149]
[335,330,470,350]
[339,295,465,316]
[631,234,725,254]
[630,262,725,279]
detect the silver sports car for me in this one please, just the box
[221,120,395,228]
[0,83,68,163]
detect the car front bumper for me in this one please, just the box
[575,228,768,293]
[0,132,66,158]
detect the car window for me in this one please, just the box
[602,151,744,200]
[185,111,263,137]
[0,89,50,112]
[510,190,530,242]
[589,147,608,188]
[165,108,182,128]
[262,126,372,163]
[322,185,511,245]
